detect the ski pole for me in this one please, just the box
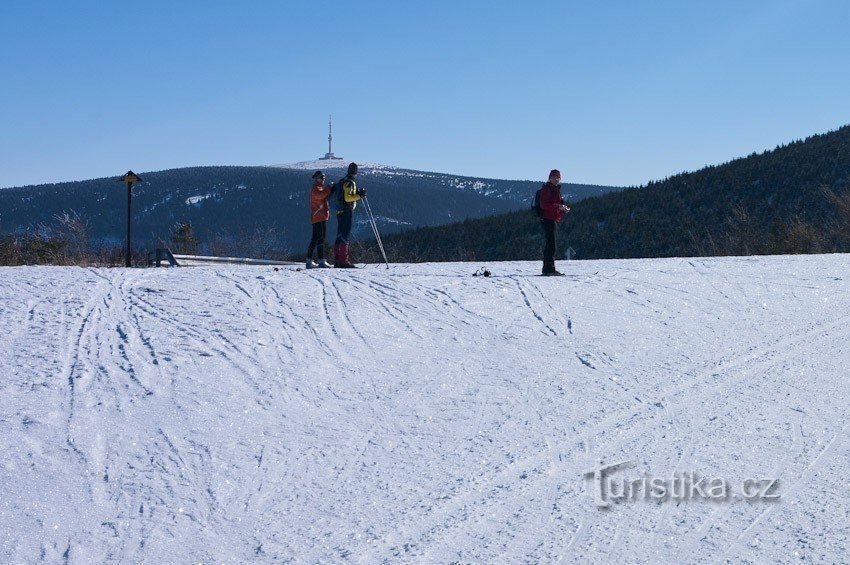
[362,196,379,241]
[370,205,389,269]
[362,195,389,269]
[364,196,389,269]
[365,205,381,252]
[364,202,385,268]
[361,195,379,243]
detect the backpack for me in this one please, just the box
[532,186,544,218]
[334,175,350,211]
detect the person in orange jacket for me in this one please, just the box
[306,170,334,268]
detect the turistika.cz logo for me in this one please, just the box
[583,460,781,509]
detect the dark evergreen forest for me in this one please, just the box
[365,126,850,263]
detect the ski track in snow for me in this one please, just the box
[1,256,849,563]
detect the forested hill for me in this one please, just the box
[0,165,620,256]
[371,126,850,262]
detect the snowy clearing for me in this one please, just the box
[1,256,849,563]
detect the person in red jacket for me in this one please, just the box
[539,169,570,275]
[306,171,334,268]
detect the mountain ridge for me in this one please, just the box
[0,164,623,257]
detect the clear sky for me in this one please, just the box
[1,0,849,188]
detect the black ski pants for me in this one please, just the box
[307,221,327,260]
[541,219,556,272]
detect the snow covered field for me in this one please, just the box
[1,256,849,563]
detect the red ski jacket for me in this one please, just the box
[539,182,565,222]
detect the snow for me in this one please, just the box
[1,255,849,562]
[369,215,412,227]
[271,159,392,171]
[269,161,513,200]
[185,194,213,207]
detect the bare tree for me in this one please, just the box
[823,185,850,250]
[203,225,289,260]
[0,234,21,265]
[52,211,90,265]
[721,204,760,255]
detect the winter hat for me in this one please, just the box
[348,162,358,176]
[549,169,561,181]
[312,170,324,179]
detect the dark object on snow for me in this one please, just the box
[472,267,491,277]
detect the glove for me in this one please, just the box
[357,188,367,197]
[560,204,571,212]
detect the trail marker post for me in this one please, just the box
[117,171,143,267]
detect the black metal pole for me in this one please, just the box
[126,181,132,267]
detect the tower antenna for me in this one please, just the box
[320,114,341,160]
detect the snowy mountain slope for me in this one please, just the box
[1,256,849,562]
[271,159,384,171]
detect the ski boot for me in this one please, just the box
[334,243,356,268]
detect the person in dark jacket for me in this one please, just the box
[333,162,366,268]
[306,170,334,268]
[539,169,570,275]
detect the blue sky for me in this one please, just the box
[1,0,848,188]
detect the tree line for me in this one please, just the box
[3,126,848,266]
[360,126,850,263]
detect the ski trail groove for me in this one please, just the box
[515,280,558,336]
